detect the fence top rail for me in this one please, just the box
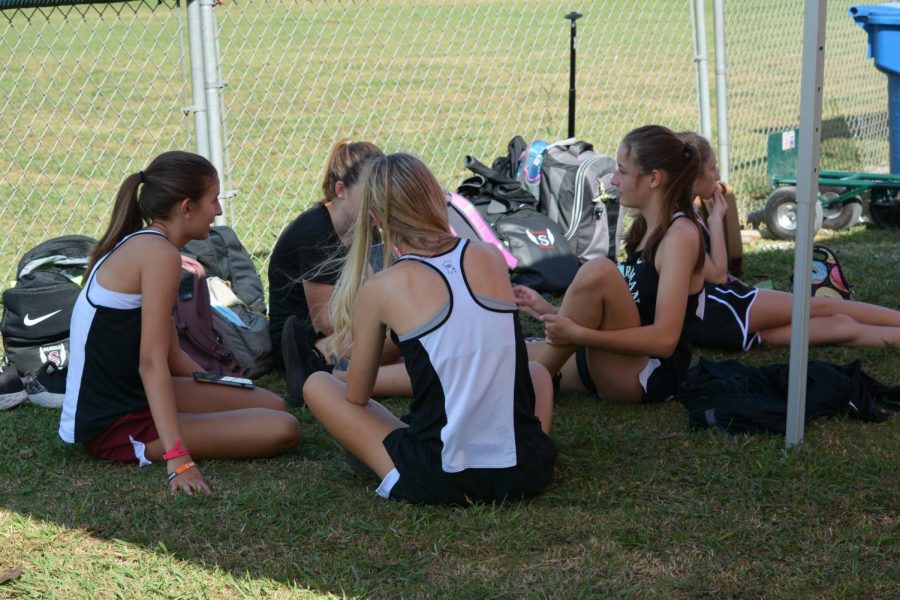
[0,0,136,10]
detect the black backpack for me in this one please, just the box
[538,139,621,262]
[458,152,580,294]
[680,358,894,435]
[1,235,96,376]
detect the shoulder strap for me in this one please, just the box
[85,229,166,299]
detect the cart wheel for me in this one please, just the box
[869,192,900,228]
[763,186,824,240]
[822,195,863,230]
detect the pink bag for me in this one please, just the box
[446,191,518,269]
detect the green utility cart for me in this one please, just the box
[758,128,900,240]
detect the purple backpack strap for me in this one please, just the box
[173,255,243,375]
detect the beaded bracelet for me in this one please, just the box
[166,461,197,482]
[162,439,191,461]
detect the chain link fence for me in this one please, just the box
[0,0,893,289]
[1,0,700,288]
[1,0,188,285]
[723,0,895,208]
[215,0,699,273]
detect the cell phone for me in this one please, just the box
[193,371,255,389]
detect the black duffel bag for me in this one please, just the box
[1,235,95,376]
[458,151,580,294]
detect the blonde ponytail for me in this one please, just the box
[325,205,375,359]
[323,153,452,360]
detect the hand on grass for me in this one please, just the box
[513,285,558,319]
[168,460,211,496]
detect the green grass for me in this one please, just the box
[1,0,699,288]
[2,226,899,598]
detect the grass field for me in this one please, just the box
[1,225,898,598]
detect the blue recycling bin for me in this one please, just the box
[851,3,900,173]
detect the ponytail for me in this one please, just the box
[85,172,144,276]
[325,204,375,360]
[318,138,383,205]
[85,151,217,277]
[621,125,704,274]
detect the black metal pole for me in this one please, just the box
[565,11,582,138]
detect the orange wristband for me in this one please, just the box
[166,461,196,482]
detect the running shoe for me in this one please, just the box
[25,360,66,408]
[0,363,26,410]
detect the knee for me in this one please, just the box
[579,257,619,285]
[809,297,838,318]
[575,257,627,301]
[260,388,288,411]
[272,412,302,451]
[302,371,336,410]
[827,313,859,344]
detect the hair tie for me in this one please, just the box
[139,170,146,184]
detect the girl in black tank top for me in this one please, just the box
[681,130,900,351]
[617,213,704,401]
[59,151,300,497]
[522,125,707,404]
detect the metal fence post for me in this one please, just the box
[199,0,228,226]
[186,0,210,160]
[692,0,712,138]
[713,0,731,182]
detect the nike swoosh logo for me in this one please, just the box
[23,310,62,326]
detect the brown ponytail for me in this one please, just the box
[86,151,217,276]
[621,125,704,274]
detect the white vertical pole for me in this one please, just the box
[692,0,713,138]
[211,4,235,225]
[185,0,209,160]
[199,0,227,226]
[712,0,731,182]
[786,0,827,449]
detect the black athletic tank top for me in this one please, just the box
[619,213,704,365]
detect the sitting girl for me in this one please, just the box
[59,151,300,496]
[268,138,402,404]
[518,128,900,384]
[680,131,900,350]
[303,153,557,505]
[518,125,706,403]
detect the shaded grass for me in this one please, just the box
[1,226,899,598]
